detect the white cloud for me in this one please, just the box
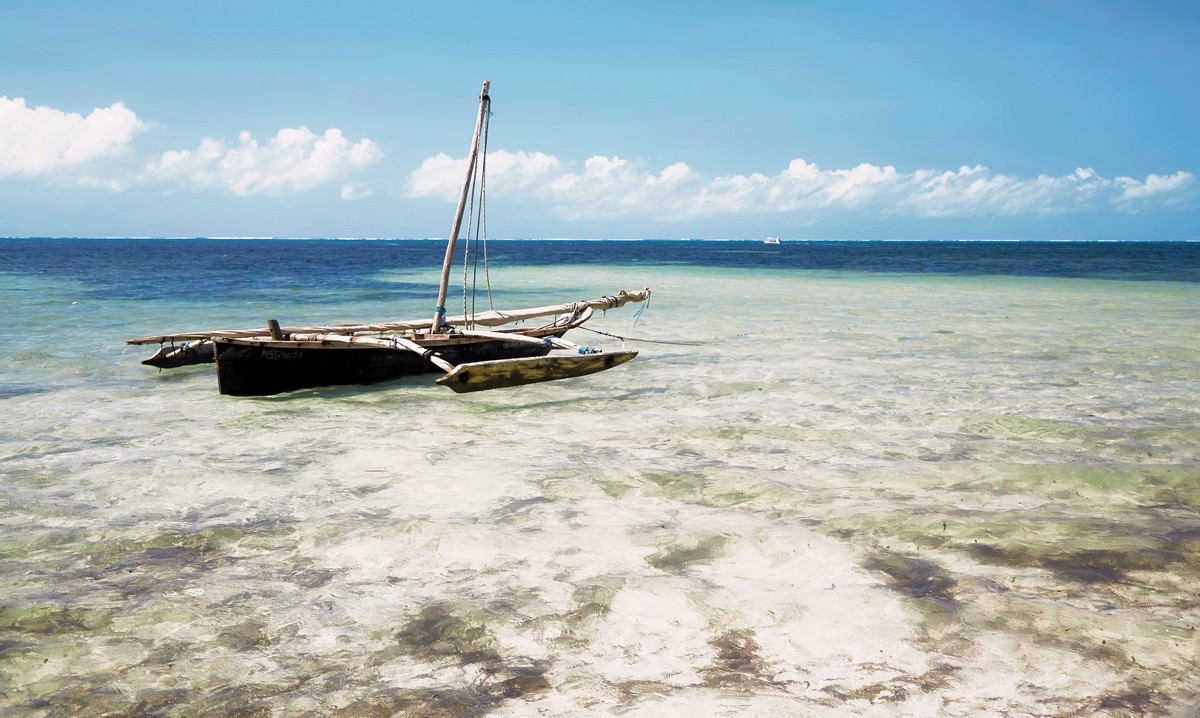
[406,152,461,200]
[3,96,1192,218]
[340,182,374,201]
[0,98,381,199]
[900,165,1117,217]
[143,126,382,198]
[408,150,562,201]
[0,96,145,177]
[406,150,1195,221]
[1114,171,1194,209]
[652,161,694,186]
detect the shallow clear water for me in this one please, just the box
[1,241,1199,716]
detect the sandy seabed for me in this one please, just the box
[2,264,1199,716]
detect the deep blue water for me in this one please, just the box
[1,239,1198,302]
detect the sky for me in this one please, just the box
[1,0,1197,240]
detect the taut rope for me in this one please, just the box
[461,102,495,328]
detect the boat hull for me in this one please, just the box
[436,350,638,393]
[214,336,553,396]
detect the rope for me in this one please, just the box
[461,151,477,327]
[574,325,703,346]
[470,152,481,324]
[480,112,494,311]
[463,97,495,327]
[631,291,651,326]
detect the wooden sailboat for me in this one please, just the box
[126,81,649,396]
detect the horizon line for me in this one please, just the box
[2,236,1197,243]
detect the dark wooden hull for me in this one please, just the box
[214,336,553,396]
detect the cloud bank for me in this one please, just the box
[0,97,381,199]
[3,97,1193,217]
[0,96,145,177]
[143,127,382,198]
[409,151,1195,220]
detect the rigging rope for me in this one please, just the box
[461,100,494,329]
[575,298,701,346]
[631,291,650,326]
[461,150,477,327]
[575,325,703,347]
[480,110,494,311]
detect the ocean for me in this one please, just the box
[1,238,1198,716]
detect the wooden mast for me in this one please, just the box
[431,80,491,332]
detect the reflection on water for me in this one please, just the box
[1,265,1199,716]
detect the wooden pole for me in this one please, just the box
[431,80,490,332]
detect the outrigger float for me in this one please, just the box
[126,81,649,396]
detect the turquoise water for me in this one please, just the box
[1,241,1199,716]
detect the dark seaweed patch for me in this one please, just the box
[339,666,550,718]
[1095,685,1170,715]
[550,604,606,651]
[367,603,551,714]
[864,552,957,608]
[701,629,780,690]
[386,603,502,666]
[216,620,272,651]
[965,543,1187,585]
[638,469,709,502]
[492,497,552,521]
[0,637,33,660]
[1084,638,1133,666]
[646,535,728,572]
[484,664,552,699]
[551,578,623,649]
[86,528,243,571]
[23,670,306,717]
[0,384,45,399]
[0,605,113,634]
[822,681,909,703]
[911,663,960,692]
[128,688,189,716]
[191,682,290,718]
[821,664,961,706]
[23,683,128,717]
[1155,527,1200,545]
[610,679,679,704]
[293,567,335,589]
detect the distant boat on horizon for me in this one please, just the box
[764,236,781,245]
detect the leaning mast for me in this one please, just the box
[431,80,491,332]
